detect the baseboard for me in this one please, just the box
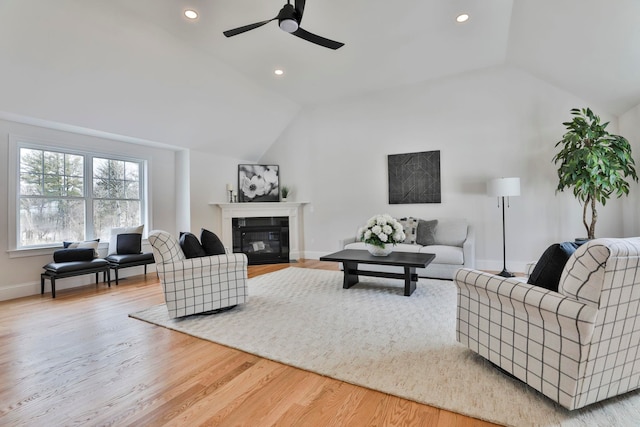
[0,264,154,301]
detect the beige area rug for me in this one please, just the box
[130,267,640,426]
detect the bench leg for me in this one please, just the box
[107,269,111,286]
[114,268,119,286]
[41,275,45,295]
[51,277,56,298]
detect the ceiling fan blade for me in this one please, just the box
[295,0,306,22]
[292,27,344,50]
[223,18,276,37]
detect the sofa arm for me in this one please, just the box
[462,225,475,269]
[455,268,598,343]
[339,236,357,249]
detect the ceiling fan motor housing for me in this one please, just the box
[278,3,300,33]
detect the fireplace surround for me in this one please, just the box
[213,202,307,262]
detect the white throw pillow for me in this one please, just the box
[108,225,144,255]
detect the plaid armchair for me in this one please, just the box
[455,237,640,410]
[148,230,248,319]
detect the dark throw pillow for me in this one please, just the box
[179,232,207,259]
[416,219,438,246]
[200,228,226,256]
[53,248,96,263]
[527,242,581,292]
[116,233,142,255]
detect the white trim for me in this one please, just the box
[8,134,150,250]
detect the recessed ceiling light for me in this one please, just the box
[184,10,198,20]
[274,69,284,76]
[456,13,469,23]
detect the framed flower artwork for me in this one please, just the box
[238,164,280,202]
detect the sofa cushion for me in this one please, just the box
[53,248,96,263]
[179,232,207,259]
[558,240,610,306]
[416,219,438,246]
[397,217,419,244]
[108,225,144,255]
[148,230,185,264]
[344,241,422,253]
[434,219,468,247]
[115,233,142,255]
[420,245,464,265]
[63,239,100,257]
[527,242,580,292]
[201,228,226,256]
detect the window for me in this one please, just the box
[14,141,146,249]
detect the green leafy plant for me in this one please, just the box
[553,107,638,239]
[280,185,290,199]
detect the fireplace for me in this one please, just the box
[232,217,289,265]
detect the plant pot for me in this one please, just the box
[365,243,393,256]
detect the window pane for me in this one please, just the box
[20,198,85,246]
[125,181,139,199]
[93,200,141,241]
[43,174,64,196]
[66,154,84,177]
[44,151,64,175]
[125,161,139,181]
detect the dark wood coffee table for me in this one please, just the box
[319,249,435,296]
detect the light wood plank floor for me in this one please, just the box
[0,260,501,426]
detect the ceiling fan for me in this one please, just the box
[223,0,344,50]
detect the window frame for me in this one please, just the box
[8,134,149,257]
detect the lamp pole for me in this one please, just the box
[498,196,513,277]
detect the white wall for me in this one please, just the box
[188,150,254,238]
[0,119,178,300]
[619,103,640,237]
[260,66,627,271]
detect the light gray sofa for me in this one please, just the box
[340,218,475,280]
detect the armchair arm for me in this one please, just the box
[156,253,248,282]
[455,268,598,344]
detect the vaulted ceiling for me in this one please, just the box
[1,0,638,160]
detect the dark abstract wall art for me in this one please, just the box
[388,150,441,204]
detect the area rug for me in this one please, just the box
[130,267,640,426]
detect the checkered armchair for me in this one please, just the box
[455,237,640,410]
[148,230,248,319]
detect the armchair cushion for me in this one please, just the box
[527,241,580,291]
[179,232,207,259]
[201,228,225,256]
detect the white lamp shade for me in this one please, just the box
[487,177,520,197]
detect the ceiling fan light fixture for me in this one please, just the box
[279,18,299,33]
[274,69,284,76]
[456,13,469,23]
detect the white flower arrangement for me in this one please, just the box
[357,214,406,248]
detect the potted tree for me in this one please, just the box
[553,107,638,239]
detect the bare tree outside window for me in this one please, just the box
[17,147,144,248]
[93,158,141,241]
[19,148,85,246]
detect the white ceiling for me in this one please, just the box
[1,0,639,160]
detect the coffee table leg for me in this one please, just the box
[342,261,359,289]
[404,266,417,296]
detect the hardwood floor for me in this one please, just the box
[0,260,500,426]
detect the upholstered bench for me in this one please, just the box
[42,249,111,298]
[105,252,155,285]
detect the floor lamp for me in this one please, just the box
[488,177,520,277]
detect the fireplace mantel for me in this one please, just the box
[211,202,308,260]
